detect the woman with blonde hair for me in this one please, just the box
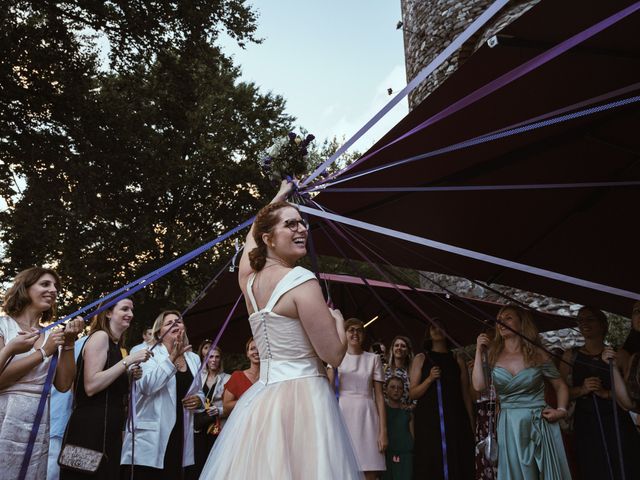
[60,298,150,479]
[473,305,570,479]
[385,335,414,406]
[121,310,203,479]
[0,267,82,479]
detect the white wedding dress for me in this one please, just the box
[199,267,363,479]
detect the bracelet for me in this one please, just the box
[122,359,128,369]
[557,407,567,412]
[38,347,48,362]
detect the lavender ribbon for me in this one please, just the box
[297,204,640,301]
[307,92,640,191]
[301,0,509,187]
[181,293,243,466]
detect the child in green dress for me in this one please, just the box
[383,376,414,480]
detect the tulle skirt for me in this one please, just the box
[199,375,363,479]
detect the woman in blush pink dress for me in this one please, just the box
[329,318,387,478]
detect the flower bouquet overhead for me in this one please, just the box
[259,132,318,183]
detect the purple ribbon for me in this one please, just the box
[321,214,464,351]
[301,0,509,187]
[333,2,640,180]
[307,92,640,191]
[593,393,615,480]
[39,217,254,334]
[318,180,640,194]
[298,204,640,301]
[181,293,243,465]
[436,379,449,480]
[18,352,58,480]
[609,362,626,480]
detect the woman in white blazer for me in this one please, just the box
[121,310,203,479]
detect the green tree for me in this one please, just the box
[1,1,294,344]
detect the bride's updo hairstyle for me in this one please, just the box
[249,201,293,271]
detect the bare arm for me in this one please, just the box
[374,381,388,452]
[457,354,474,428]
[603,348,635,411]
[83,332,151,397]
[294,280,346,367]
[409,353,439,400]
[0,330,64,390]
[409,412,414,439]
[222,389,238,417]
[238,180,294,288]
[471,334,490,392]
[326,365,335,386]
[618,349,631,379]
[53,318,84,392]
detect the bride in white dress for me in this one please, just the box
[199,180,363,479]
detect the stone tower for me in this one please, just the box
[400,0,540,109]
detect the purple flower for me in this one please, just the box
[305,134,315,142]
[301,148,308,156]
[288,132,297,141]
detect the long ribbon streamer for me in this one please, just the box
[319,180,640,194]
[298,204,640,301]
[17,353,58,480]
[181,293,244,467]
[40,217,254,334]
[609,362,626,480]
[593,393,615,480]
[301,0,509,186]
[307,93,640,191]
[436,379,450,480]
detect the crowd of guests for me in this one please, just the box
[2,265,640,479]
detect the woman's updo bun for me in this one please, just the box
[248,201,292,271]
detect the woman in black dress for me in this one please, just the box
[60,298,151,479]
[409,325,474,479]
[560,306,640,480]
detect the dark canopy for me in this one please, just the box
[309,0,640,317]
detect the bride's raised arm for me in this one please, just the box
[238,179,295,290]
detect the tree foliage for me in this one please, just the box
[1,1,295,343]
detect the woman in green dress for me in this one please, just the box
[472,305,571,480]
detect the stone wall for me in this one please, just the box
[400,0,540,109]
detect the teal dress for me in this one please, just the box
[383,405,413,480]
[493,363,570,480]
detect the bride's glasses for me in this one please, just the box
[283,218,309,232]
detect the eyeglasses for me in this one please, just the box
[283,218,309,232]
[346,327,364,334]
